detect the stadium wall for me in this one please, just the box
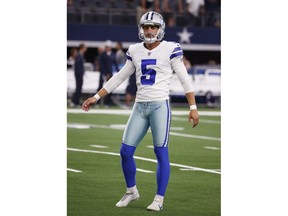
[67,24,220,51]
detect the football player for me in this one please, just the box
[82,11,199,211]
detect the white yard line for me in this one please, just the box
[136,168,154,173]
[68,123,112,130]
[67,122,221,141]
[180,168,221,172]
[67,123,91,129]
[67,147,220,175]
[90,145,108,148]
[67,168,82,173]
[169,132,220,141]
[204,146,220,150]
[67,109,220,116]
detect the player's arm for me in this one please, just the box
[171,56,199,128]
[82,60,135,111]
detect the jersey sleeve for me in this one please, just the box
[169,43,184,60]
[103,60,135,93]
[126,45,133,62]
[170,44,194,93]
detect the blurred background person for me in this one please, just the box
[67,0,73,6]
[205,0,221,27]
[98,40,118,106]
[124,72,137,108]
[183,55,192,73]
[183,55,194,80]
[71,43,87,107]
[115,41,126,70]
[94,46,104,71]
[161,0,183,27]
[185,0,205,26]
[67,48,77,70]
[137,0,160,22]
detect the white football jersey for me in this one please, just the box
[126,40,185,102]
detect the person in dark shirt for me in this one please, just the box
[97,40,118,106]
[71,43,87,106]
[125,72,137,108]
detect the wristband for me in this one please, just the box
[189,105,197,110]
[93,94,101,101]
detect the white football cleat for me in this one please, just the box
[115,190,140,207]
[147,198,163,211]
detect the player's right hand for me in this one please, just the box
[82,97,97,112]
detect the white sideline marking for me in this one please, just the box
[90,145,108,148]
[146,145,154,149]
[67,123,91,129]
[169,132,220,141]
[67,109,221,116]
[137,168,154,173]
[170,127,184,131]
[109,124,126,129]
[68,123,117,130]
[204,146,220,150]
[67,168,82,173]
[67,147,220,175]
[67,122,221,141]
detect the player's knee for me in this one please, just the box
[154,146,170,164]
[120,143,136,159]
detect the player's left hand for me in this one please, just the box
[188,110,199,128]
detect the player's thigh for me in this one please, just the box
[122,104,149,147]
[150,100,171,147]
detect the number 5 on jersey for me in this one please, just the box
[141,59,156,85]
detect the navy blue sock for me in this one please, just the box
[154,146,170,196]
[120,143,137,188]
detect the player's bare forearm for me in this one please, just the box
[82,88,109,112]
[97,88,109,98]
[185,91,196,106]
[185,92,199,128]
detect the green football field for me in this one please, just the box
[67,107,221,216]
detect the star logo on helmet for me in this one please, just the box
[177,28,193,44]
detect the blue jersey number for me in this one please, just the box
[141,59,156,85]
